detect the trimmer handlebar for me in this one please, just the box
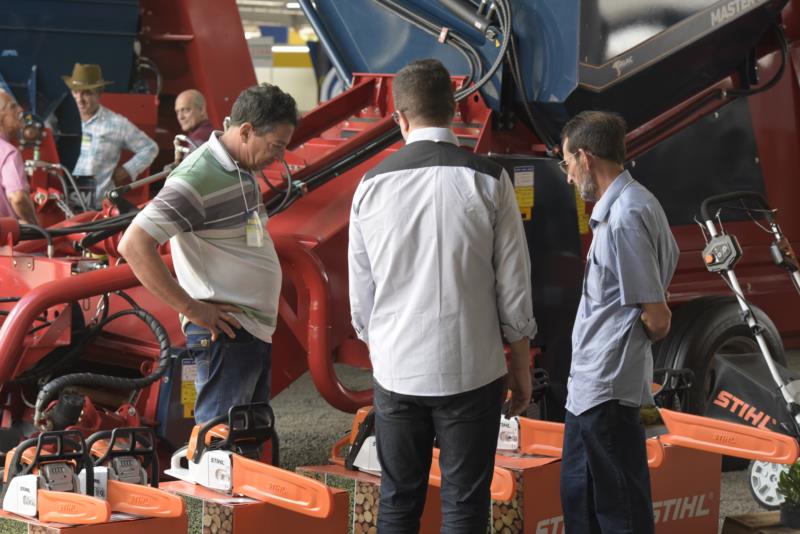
[700,191,771,222]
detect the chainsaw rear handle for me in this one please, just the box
[191,403,278,465]
[4,430,95,496]
[699,191,771,223]
[86,427,158,488]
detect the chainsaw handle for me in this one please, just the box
[5,431,95,496]
[86,427,158,488]
[699,191,771,223]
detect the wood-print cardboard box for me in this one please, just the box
[296,464,443,534]
[161,479,349,534]
[0,510,186,534]
[721,511,798,533]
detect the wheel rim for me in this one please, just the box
[750,460,788,508]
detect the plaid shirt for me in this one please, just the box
[73,106,158,205]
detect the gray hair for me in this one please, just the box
[561,111,627,165]
[229,83,298,134]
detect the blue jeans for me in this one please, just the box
[373,376,505,534]
[560,400,654,534]
[185,323,272,424]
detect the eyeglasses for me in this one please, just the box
[558,151,579,174]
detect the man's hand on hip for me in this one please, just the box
[112,167,131,186]
[184,300,242,341]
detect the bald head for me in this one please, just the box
[175,89,208,132]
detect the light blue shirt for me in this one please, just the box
[566,171,679,416]
[73,106,158,206]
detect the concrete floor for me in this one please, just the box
[271,354,800,532]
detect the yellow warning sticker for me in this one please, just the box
[513,166,534,221]
[181,359,197,419]
[574,187,590,234]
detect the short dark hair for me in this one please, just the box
[561,111,627,165]
[230,83,298,134]
[393,59,455,126]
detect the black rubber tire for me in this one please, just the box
[657,296,785,470]
[653,296,729,370]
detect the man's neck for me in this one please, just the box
[190,118,208,131]
[407,122,451,134]
[218,129,241,163]
[80,107,100,123]
[595,164,625,200]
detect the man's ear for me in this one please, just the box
[239,122,252,142]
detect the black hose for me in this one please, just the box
[374,0,482,100]
[33,307,171,428]
[727,23,787,98]
[19,224,53,256]
[271,125,403,216]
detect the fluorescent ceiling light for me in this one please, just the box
[272,45,309,53]
[286,2,301,8]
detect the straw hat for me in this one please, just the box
[61,63,113,91]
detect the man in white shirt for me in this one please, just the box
[348,59,536,532]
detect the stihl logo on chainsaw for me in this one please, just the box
[210,457,226,466]
[57,503,78,513]
[712,390,776,429]
[268,483,288,496]
[534,494,711,533]
[130,495,153,506]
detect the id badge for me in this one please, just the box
[245,210,264,247]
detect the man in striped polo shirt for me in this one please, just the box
[119,84,297,423]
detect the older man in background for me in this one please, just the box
[64,63,158,208]
[0,91,38,225]
[175,89,214,146]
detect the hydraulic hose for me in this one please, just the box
[19,224,53,257]
[33,307,171,429]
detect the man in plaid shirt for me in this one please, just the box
[63,63,158,208]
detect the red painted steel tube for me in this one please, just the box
[273,236,372,412]
[0,256,173,384]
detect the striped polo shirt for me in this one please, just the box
[132,132,281,342]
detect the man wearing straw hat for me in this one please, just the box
[63,63,157,208]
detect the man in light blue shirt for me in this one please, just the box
[558,111,678,534]
[63,63,158,208]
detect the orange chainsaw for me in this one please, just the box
[512,407,800,469]
[1,430,110,524]
[332,407,516,502]
[82,427,184,518]
[166,403,334,518]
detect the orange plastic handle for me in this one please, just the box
[428,449,516,502]
[660,408,800,464]
[646,438,665,468]
[37,489,111,524]
[330,434,351,466]
[107,479,186,518]
[232,454,333,518]
[517,417,564,458]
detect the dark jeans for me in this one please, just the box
[373,376,505,534]
[560,400,654,534]
[185,323,272,424]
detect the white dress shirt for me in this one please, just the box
[348,127,537,396]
